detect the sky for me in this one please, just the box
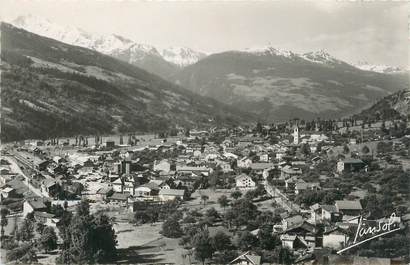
[1,0,409,67]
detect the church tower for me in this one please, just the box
[293,125,300,145]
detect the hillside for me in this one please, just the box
[353,90,410,121]
[8,15,206,79]
[0,23,250,142]
[173,49,409,121]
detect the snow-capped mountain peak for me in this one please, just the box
[160,46,207,67]
[10,14,135,54]
[242,46,296,58]
[301,49,341,65]
[7,14,206,68]
[353,61,405,74]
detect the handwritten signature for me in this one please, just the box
[337,213,402,254]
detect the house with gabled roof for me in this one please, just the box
[249,162,275,176]
[1,187,17,199]
[158,189,185,201]
[23,198,47,217]
[280,214,317,250]
[230,251,261,265]
[310,203,341,223]
[108,192,130,205]
[335,200,362,217]
[237,157,252,168]
[281,165,302,179]
[337,158,366,173]
[295,181,320,195]
[322,226,349,250]
[176,165,210,176]
[235,174,256,190]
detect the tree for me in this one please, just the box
[6,243,37,263]
[201,195,209,206]
[258,225,279,250]
[36,222,46,234]
[208,171,219,189]
[273,246,293,265]
[134,207,159,224]
[1,208,10,238]
[224,210,236,229]
[254,184,266,197]
[17,214,35,242]
[210,231,232,252]
[228,199,260,229]
[343,144,350,154]
[377,141,393,154]
[245,190,258,201]
[357,234,410,259]
[218,195,229,212]
[62,202,94,263]
[92,214,118,262]
[238,231,258,251]
[39,226,57,253]
[193,230,214,265]
[231,190,242,200]
[182,214,197,224]
[205,207,219,224]
[213,250,238,264]
[162,215,183,238]
[58,200,117,264]
[300,143,311,156]
[362,145,370,154]
[255,211,276,227]
[256,122,263,134]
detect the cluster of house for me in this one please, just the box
[5,124,369,209]
[230,198,406,265]
[277,200,363,251]
[4,123,407,265]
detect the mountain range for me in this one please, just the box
[173,48,408,120]
[353,61,407,74]
[0,22,250,142]
[8,15,406,77]
[8,15,207,79]
[1,15,409,141]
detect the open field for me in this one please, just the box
[114,222,194,264]
[183,188,234,212]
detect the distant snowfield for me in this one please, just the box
[354,63,405,74]
[7,15,406,73]
[8,14,206,67]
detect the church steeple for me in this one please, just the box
[293,125,300,145]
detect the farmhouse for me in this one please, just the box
[336,159,366,173]
[158,189,185,201]
[23,199,47,217]
[335,200,362,217]
[230,251,261,265]
[235,174,256,189]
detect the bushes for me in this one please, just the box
[6,243,37,263]
[1,238,19,250]
[295,189,344,206]
[161,214,183,238]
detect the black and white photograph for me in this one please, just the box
[0,0,409,264]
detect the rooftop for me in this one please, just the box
[159,189,185,196]
[27,199,47,210]
[335,200,363,210]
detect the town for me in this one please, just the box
[1,116,409,265]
